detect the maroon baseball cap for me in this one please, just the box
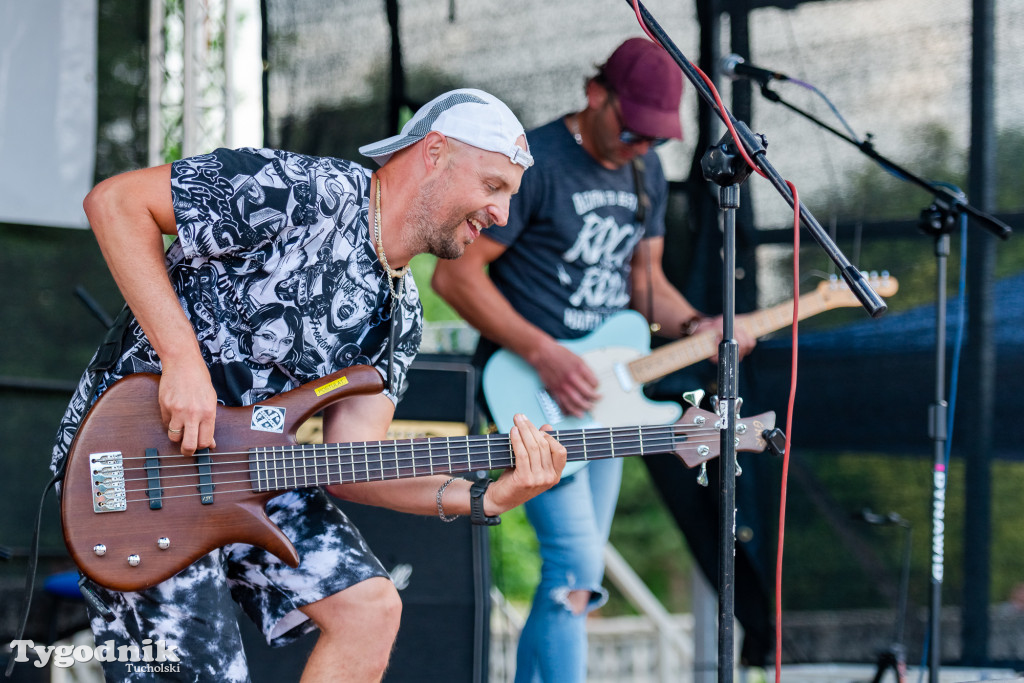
[599,38,684,140]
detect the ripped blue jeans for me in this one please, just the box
[515,457,623,683]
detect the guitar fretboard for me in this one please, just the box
[248,424,681,492]
[627,290,833,385]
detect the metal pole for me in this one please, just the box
[148,0,164,166]
[962,0,997,665]
[717,184,741,682]
[927,232,949,683]
[224,0,235,147]
[183,0,197,157]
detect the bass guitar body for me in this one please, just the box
[61,366,385,593]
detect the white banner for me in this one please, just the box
[0,0,97,229]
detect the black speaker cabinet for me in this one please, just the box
[238,500,490,683]
[240,355,489,682]
[344,503,490,683]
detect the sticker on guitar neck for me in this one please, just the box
[251,405,286,433]
[314,376,349,396]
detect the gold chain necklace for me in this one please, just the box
[374,174,408,300]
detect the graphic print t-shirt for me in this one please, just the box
[166,148,421,405]
[486,118,668,341]
[51,148,422,472]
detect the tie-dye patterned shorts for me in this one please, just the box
[86,488,388,682]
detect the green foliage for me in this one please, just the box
[606,459,694,615]
[989,461,1024,604]
[805,124,1023,223]
[409,254,462,322]
[766,125,1024,331]
[95,0,150,181]
[488,459,695,617]
[780,452,1024,612]
[806,124,966,223]
[489,506,541,608]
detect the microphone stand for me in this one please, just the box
[752,81,1012,683]
[625,2,888,680]
[754,84,1011,240]
[855,509,913,683]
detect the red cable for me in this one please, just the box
[629,6,804,678]
[775,181,800,683]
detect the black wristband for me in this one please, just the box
[469,478,501,526]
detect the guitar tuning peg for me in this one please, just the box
[697,462,709,487]
[735,457,743,477]
[682,389,705,407]
[710,395,719,411]
[763,428,787,458]
[734,396,743,417]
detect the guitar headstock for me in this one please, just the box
[816,271,899,309]
[672,407,777,468]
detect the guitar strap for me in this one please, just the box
[3,306,131,677]
[631,157,649,225]
[631,158,659,334]
[386,275,404,395]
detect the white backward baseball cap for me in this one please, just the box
[358,88,533,169]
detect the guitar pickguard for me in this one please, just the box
[482,310,683,435]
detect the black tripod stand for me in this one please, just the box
[856,509,913,683]
[626,2,888,678]
[752,79,1010,682]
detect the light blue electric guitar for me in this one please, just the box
[483,274,898,476]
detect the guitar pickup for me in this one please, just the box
[536,390,565,426]
[613,362,634,392]
[195,448,215,504]
[145,448,163,510]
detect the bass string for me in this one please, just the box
[108,430,729,481]
[109,434,730,497]
[108,423,731,468]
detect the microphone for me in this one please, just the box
[720,54,790,84]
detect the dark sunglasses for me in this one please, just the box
[609,96,669,147]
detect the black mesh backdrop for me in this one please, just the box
[259,0,1024,668]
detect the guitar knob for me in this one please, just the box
[127,554,141,567]
[93,544,106,557]
[157,537,171,550]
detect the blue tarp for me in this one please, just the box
[752,273,1023,459]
